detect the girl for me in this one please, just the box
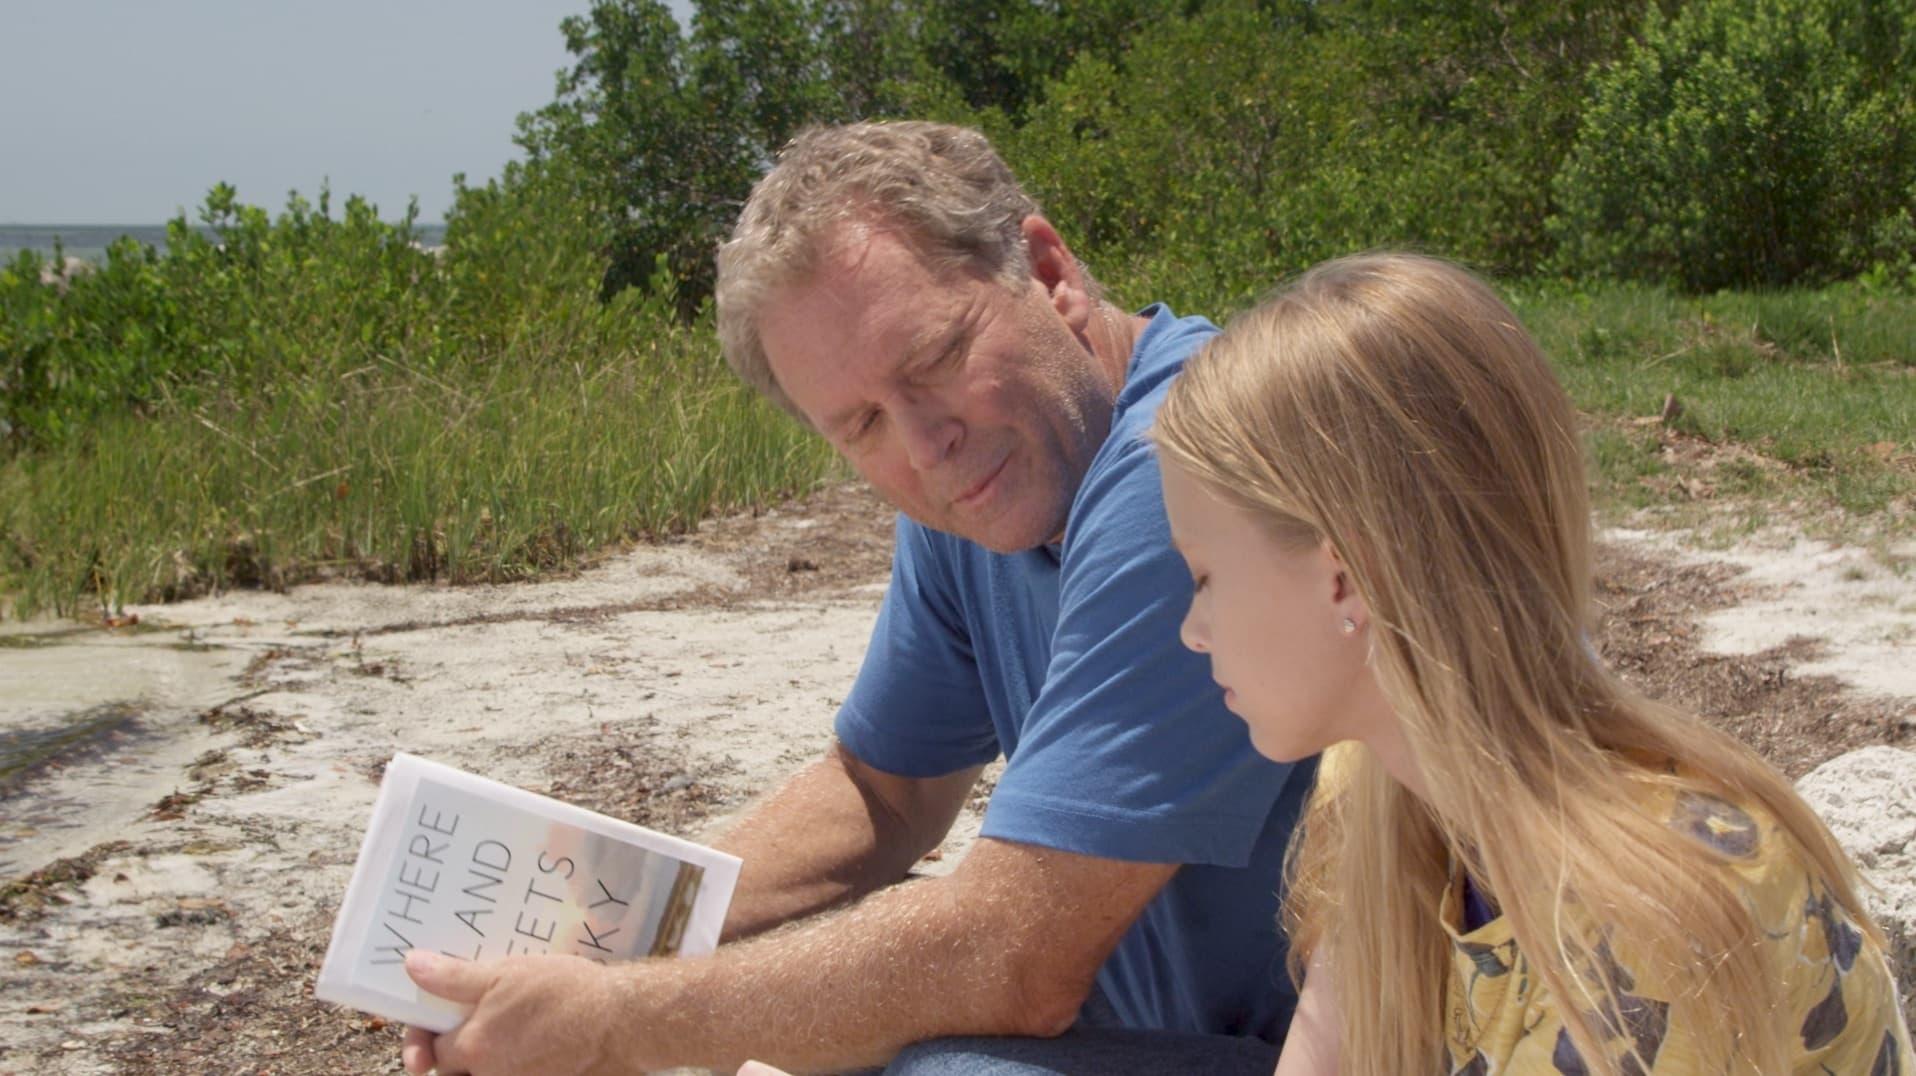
[1150,253,1913,1075]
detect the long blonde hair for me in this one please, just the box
[1152,253,1877,1074]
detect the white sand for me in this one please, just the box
[1,511,1908,1068]
[1606,527,1916,707]
[1,510,908,1065]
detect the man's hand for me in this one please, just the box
[400,950,637,1076]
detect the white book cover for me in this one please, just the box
[315,753,740,1032]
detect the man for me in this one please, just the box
[400,121,1316,1075]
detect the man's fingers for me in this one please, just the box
[404,950,495,1004]
[400,953,491,1073]
[401,1026,436,1075]
[429,1022,474,1076]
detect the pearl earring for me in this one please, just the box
[1341,617,1357,634]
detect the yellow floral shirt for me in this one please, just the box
[1440,788,1915,1074]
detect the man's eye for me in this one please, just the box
[928,336,967,374]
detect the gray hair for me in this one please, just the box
[715,121,1044,424]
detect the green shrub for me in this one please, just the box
[1549,0,1915,291]
[0,183,439,451]
[0,171,838,617]
[998,0,1648,308]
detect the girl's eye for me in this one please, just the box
[1191,574,1208,592]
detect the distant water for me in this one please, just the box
[1,222,449,264]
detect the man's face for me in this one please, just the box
[757,224,1116,552]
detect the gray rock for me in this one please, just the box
[1796,745,1916,1031]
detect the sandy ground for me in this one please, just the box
[0,483,1910,1074]
[1608,525,1916,701]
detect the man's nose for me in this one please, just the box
[894,397,962,472]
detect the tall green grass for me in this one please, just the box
[0,323,837,616]
[0,314,838,616]
[3,174,1910,617]
[1,174,839,618]
[1514,283,1916,516]
[1111,265,1913,521]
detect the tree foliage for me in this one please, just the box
[518,0,950,312]
[377,0,1909,305]
[0,184,438,449]
[1550,0,1916,291]
[521,0,1722,305]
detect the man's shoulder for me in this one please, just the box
[1073,305,1217,502]
[1114,304,1219,421]
[1095,305,1218,470]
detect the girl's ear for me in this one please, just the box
[1322,539,1369,625]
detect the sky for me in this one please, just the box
[0,0,696,224]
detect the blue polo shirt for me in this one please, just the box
[836,305,1315,1044]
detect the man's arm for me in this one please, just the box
[403,835,1177,1075]
[711,741,982,941]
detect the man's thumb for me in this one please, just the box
[404,950,492,1002]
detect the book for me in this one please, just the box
[314,752,741,1032]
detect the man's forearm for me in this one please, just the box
[711,745,975,940]
[405,836,1175,1076]
[616,853,1086,1074]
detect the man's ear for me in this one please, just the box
[1021,215,1092,334]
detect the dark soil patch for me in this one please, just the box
[1591,542,1914,778]
[149,758,279,823]
[0,840,133,922]
[541,715,740,835]
[199,700,312,750]
[685,481,896,603]
[148,786,206,822]
[0,703,145,795]
[344,592,710,637]
[95,912,405,1076]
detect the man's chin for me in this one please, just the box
[889,483,1065,552]
[946,512,1061,554]
[971,532,1049,555]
